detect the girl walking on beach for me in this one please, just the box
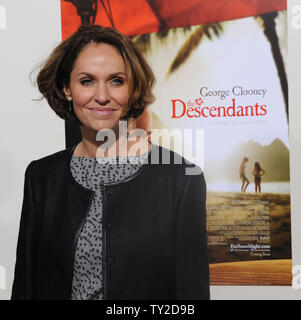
[252,162,266,193]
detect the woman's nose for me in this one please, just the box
[95,83,110,105]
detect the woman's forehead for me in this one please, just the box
[73,43,126,74]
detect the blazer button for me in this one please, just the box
[106,256,115,266]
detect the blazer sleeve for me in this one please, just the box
[11,161,36,300]
[175,170,210,300]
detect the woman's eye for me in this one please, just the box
[111,78,124,85]
[80,79,93,86]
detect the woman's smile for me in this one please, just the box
[88,106,117,117]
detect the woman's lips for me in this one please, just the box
[88,107,116,115]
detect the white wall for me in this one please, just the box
[0,0,300,300]
[0,0,64,299]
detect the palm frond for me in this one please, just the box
[132,34,152,54]
[133,25,195,54]
[167,23,223,77]
[156,29,170,39]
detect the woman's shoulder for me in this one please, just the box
[25,146,74,177]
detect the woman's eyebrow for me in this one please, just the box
[76,71,126,77]
[76,72,94,77]
[110,72,127,76]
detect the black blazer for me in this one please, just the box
[11,143,210,300]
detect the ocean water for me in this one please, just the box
[207,181,290,194]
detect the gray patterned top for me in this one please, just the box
[70,150,150,300]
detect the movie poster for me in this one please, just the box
[61,0,291,285]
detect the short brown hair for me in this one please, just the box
[35,25,155,123]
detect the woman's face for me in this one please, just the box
[64,42,129,133]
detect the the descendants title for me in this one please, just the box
[171,86,267,119]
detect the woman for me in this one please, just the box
[11,25,209,300]
[252,162,265,193]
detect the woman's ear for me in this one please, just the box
[63,87,72,101]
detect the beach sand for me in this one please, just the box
[209,259,292,285]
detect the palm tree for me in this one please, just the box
[166,23,223,76]
[132,13,223,136]
[134,10,288,123]
[256,12,288,122]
